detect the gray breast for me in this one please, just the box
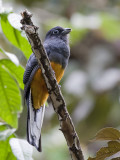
[44,39,70,68]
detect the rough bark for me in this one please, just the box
[20,10,84,160]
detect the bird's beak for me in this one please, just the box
[62,28,71,35]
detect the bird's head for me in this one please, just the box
[45,26,71,43]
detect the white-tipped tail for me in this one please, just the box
[27,89,45,151]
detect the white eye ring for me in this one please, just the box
[53,30,59,34]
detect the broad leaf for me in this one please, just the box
[88,141,120,160]
[0,47,19,65]
[0,63,22,128]
[0,13,32,59]
[94,127,120,141]
[9,138,33,160]
[0,59,24,89]
[0,122,16,141]
[0,135,16,160]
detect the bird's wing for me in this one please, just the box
[23,53,40,100]
[23,53,38,84]
[24,53,45,152]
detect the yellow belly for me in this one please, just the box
[30,62,64,109]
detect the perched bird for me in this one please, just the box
[23,26,71,152]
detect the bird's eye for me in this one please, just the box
[53,30,59,34]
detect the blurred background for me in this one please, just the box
[0,0,120,159]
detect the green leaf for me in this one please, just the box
[0,135,16,160]
[0,47,19,65]
[0,63,22,128]
[0,122,16,141]
[88,141,120,160]
[94,127,120,141]
[0,59,24,89]
[0,13,32,59]
[9,138,33,160]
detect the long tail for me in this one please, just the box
[26,89,45,152]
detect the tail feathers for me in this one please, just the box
[27,89,45,152]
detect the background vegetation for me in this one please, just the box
[0,0,120,159]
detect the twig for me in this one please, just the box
[20,9,84,160]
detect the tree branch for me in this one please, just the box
[20,10,84,160]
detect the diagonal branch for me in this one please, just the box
[20,10,84,160]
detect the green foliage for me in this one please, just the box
[0,56,24,89]
[0,11,28,129]
[0,123,16,141]
[0,13,32,59]
[0,9,34,160]
[88,128,120,160]
[0,136,16,160]
[0,123,16,160]
[0,9,35,160]
[0,2,120,159]
[0,61,22,128]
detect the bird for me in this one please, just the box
[23,26,71,152]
